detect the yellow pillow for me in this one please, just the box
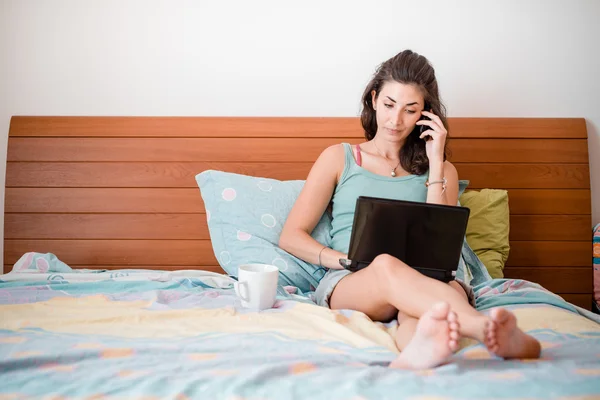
[459,189,510,279]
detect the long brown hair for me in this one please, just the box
[360,50,449,175]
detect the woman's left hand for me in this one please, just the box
[416,110,447,164]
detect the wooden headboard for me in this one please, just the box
[4,116,593,309]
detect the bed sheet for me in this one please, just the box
[1,254,600,399]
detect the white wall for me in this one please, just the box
[1,0,599,270]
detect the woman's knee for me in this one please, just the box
[449,281,469,302]
[369,254,413,283]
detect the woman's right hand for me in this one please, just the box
[320,248,348,270]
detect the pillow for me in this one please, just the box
[196,170,331,293]
[458,189,510,279]
[458,179,469,197]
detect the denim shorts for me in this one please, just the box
[314,268,476,309]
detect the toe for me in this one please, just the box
[450,330,460,340]
[449,322,459,331]
[449,339,459,351]
[490,308,500,320]
[491,308,510,324]
[447,311,458,323]
[430,302,450,319]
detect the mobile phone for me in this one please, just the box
[419,102,432,140]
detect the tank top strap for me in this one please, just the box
[341,143,352,164]
[339,143,359,185]
[341,143,362,166]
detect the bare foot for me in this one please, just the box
[389,302,460,370]
[485,308,541,359]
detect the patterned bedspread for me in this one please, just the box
[1,253,600,399]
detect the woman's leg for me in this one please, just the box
[330,254,541,362]
[394,283,468,351]
[389,302,460,369]
[388,280,465,369]
[331,254,488,341]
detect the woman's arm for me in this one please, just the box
[426,160,459,206]
[417,110,459,207]
[279,144,347,270]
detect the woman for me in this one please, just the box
[279,50,541,369]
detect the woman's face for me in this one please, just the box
[371,81,426,143]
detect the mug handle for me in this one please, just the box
[234,281,249,302]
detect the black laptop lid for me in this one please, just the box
[347,196,470,273]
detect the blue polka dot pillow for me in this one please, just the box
[195,170,331,293]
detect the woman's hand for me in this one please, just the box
[416,110,447,165]
[321,248,349,270]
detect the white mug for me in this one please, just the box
[233,264,279,310]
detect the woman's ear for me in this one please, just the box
[371,90,377,110]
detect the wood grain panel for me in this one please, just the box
[4,214,210,239]
[507,242,591,267]
[447,118,587,139]
[7,138,359,162]
[505,189,591,215]
[456,164,590,189]
[448,139,588,163]
[3,264,226,273]
[6,162,590,189]
[509,215,592,241]
[4,188,205,213]
[559,294,593,310]
[9,117,363,138]
[5,162,312,187]
[5,213,591,242]
[4,240,218,266]
[7,138,589,163]
[5,188,591,215]
[9,116,587,139]
[4,239,591,269]
[504,267,592,293]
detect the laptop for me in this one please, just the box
[338,196,470,283]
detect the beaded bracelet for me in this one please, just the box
[425,177,447,195]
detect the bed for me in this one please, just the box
[1,116,599,399]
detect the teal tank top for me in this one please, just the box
[330,143,429,255]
